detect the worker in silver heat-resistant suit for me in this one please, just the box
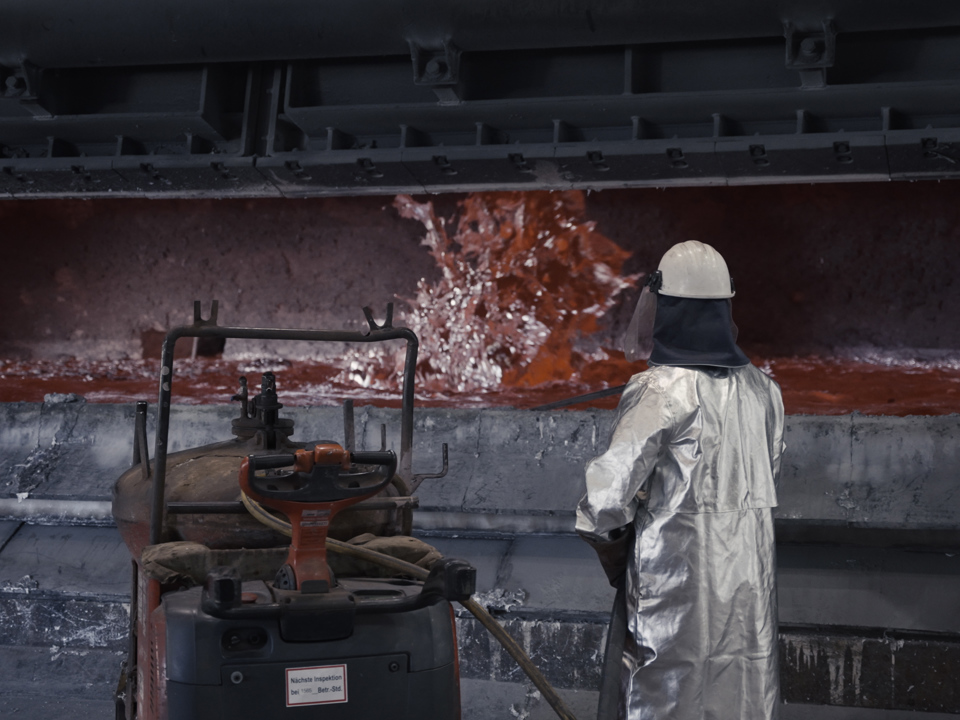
[576,241,785,720]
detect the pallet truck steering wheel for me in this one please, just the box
[239,444,397,593]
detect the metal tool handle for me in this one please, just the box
[350,450,397,467]
[248,453,297,470]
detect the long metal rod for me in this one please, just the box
[124,559,138,720]
[530,384,626,412]
[149,322,418,546]
[133,401,150,480]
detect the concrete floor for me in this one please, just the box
[2,658,959,720]
[1,403,958,717]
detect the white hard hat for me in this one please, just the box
[622,240,735,362]
[655,240,734,299]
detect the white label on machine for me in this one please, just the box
[285,664,348,707]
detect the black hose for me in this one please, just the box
[326,538,580,720]
[242,492,580,720]
[596,586,626,720]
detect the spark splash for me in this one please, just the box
[392,191,638,394]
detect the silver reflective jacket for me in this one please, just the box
[577,364,785,720]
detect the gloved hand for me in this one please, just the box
[578,525,634,589]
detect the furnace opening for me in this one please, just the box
[1,184,959,415]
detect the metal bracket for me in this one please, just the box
[192,300,219,327]
[784,21,836,89]
[409,443,448,493]
[509,153,534,174]
[921,138,959,165]
[362,303,394,332]
[666,147,688,169]
[132,401,151,480]
[342,399,355,453]
[231,376,251,419]
[1,62,51,117]
[409,42,462,105]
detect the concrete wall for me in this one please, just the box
[1,401,958,716]
[4,396,959,553]
[3,401,957,532]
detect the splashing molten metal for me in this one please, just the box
[1,191,958,416]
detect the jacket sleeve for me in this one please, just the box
[768,381,786,489]
[575,378,671,542]
[578,524,634,589]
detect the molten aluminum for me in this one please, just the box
[1,190,958,416]
[2,354,959,416]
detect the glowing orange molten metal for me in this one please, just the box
[1,191,958,416]
[395,191,638,393]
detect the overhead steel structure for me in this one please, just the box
[2,0,960,197]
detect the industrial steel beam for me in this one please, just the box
[2,2,960,196]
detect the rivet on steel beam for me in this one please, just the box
[749,145,770,167]
[833,141,853,164]
[509,153,534,174]
[211,161,235,181]
[921,138,957,164]
[587,151,610,172]
[356,158,384,179]
[433,155,458,176]
[285,160,311,180]
[666,147,688,170]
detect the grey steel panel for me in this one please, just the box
[0,521,19,548]
[778,545,960,633]
[401,144,554,191]
[426,534,960,635]
[781,707,960,720]
[2,1,960,68]
[0,158,131,197]
[256,149,421,197]
[886,128,960,180]
[716,133,889,182]
[0,7,960,194]
[112,156,278,198]
[493,535,613,615]
[0,594,129,649]
[552,138,724,187]
[0,525,129,597]
[418,537,513,597]
[0,695,117,720]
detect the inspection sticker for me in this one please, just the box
[285,664,347,707]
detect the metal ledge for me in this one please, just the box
[2,6,960,195]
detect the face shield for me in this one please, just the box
[622,269,745,366]
[622,272,661,362]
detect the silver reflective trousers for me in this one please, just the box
[577,365,785,720]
